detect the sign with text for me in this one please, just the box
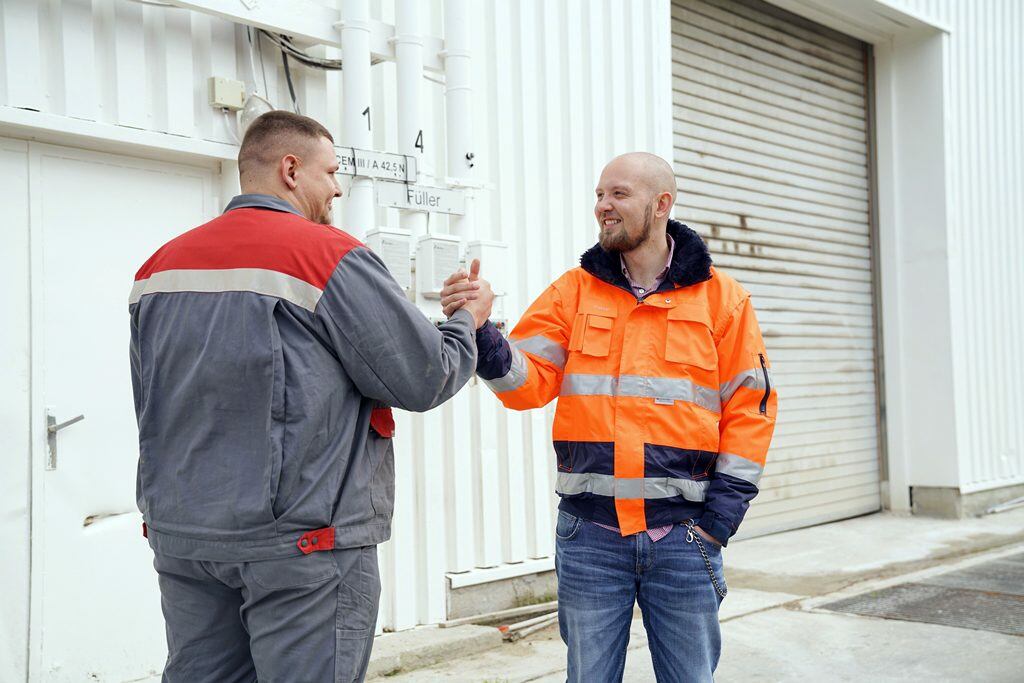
[375,181,465,215]
[336,148,417,182]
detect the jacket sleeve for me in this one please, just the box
[697,295,777,546]
[315,246,477,413]
[128,304,143,426]
[475,283,570,410]
[128,302,149,516]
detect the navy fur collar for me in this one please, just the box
[579,219,713,291]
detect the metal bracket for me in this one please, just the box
[46,409,85,471]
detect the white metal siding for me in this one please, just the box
[0,0,674,636]
[367,0,675,631]
[672,0,881,536]
[885,0,1024,493]
[0,0,335,146]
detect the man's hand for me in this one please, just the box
[440,260,480,317]
[694,525,722,547]
[441,259,494,329]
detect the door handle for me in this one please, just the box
[46,409,85,471]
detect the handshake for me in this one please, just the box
[440,259,496,330]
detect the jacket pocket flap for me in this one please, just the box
[579,304,618,318]
[667,303,711,328]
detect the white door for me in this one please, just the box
[29,142,217,682]
[672,0,882,536]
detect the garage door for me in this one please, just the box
[671,0,882,536]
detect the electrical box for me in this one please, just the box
[465,240,509,296]
[365,227,412,293]
[208,77,245,111]
[415,233,462,299]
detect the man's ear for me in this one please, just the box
[281,154,300,190]
[655,191,673,218]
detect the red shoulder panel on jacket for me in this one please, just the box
[135,209,363,289]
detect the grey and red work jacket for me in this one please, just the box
[128,194,476,561]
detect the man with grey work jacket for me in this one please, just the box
[129,111,494,682]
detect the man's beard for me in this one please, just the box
[599,205,653,253]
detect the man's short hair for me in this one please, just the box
[238,111,334,179]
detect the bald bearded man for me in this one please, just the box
[441,153,777,682]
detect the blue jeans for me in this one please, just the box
[555,511,725,683]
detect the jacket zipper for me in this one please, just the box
[758,353,771,415]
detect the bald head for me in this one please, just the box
[604,152,677,205]
[594,152,677,253]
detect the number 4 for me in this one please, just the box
[415,130,424,152]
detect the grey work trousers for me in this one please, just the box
[153,545,380,683]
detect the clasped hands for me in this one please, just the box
[440,259,495,330]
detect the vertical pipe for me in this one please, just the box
[395,0,427,236]
[438,0,479,576]
[443,0,474,238]
[445,0,505,570]
[338,0,373,239]
[397,0,447,622]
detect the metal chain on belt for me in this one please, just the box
[685,521,728,599]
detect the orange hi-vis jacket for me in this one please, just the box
[474,221,777,545]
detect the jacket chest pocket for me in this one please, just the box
[665,304,716,371]
[569,310,616,357]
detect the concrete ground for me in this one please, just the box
[373,506,1024,681]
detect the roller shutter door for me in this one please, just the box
[671,0,882,536]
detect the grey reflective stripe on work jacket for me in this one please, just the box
[128,195,476,561]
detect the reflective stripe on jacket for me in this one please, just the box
[475,220,776,545]
[129,196,476,560]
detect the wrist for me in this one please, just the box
[694,525,721,546]
[465,308,488,330]
[695,511,730,547]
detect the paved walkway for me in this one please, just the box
[377,507,1024,681]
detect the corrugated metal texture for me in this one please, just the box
[0,0,332,147]
[2,0,673,633]
[363,0,674,631]
[885,0,1024,492]
[672,0,882,536]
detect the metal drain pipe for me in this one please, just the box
[338,0,374,239]
[443,0,475,239]
[395,0,427,237]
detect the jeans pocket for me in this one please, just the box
[683,522,727,599]
[555,510,581,541]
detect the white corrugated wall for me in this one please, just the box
[0,0,673,635]
[0,0,238,143]
[360,0,675,632]
[882,0,1024,493]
